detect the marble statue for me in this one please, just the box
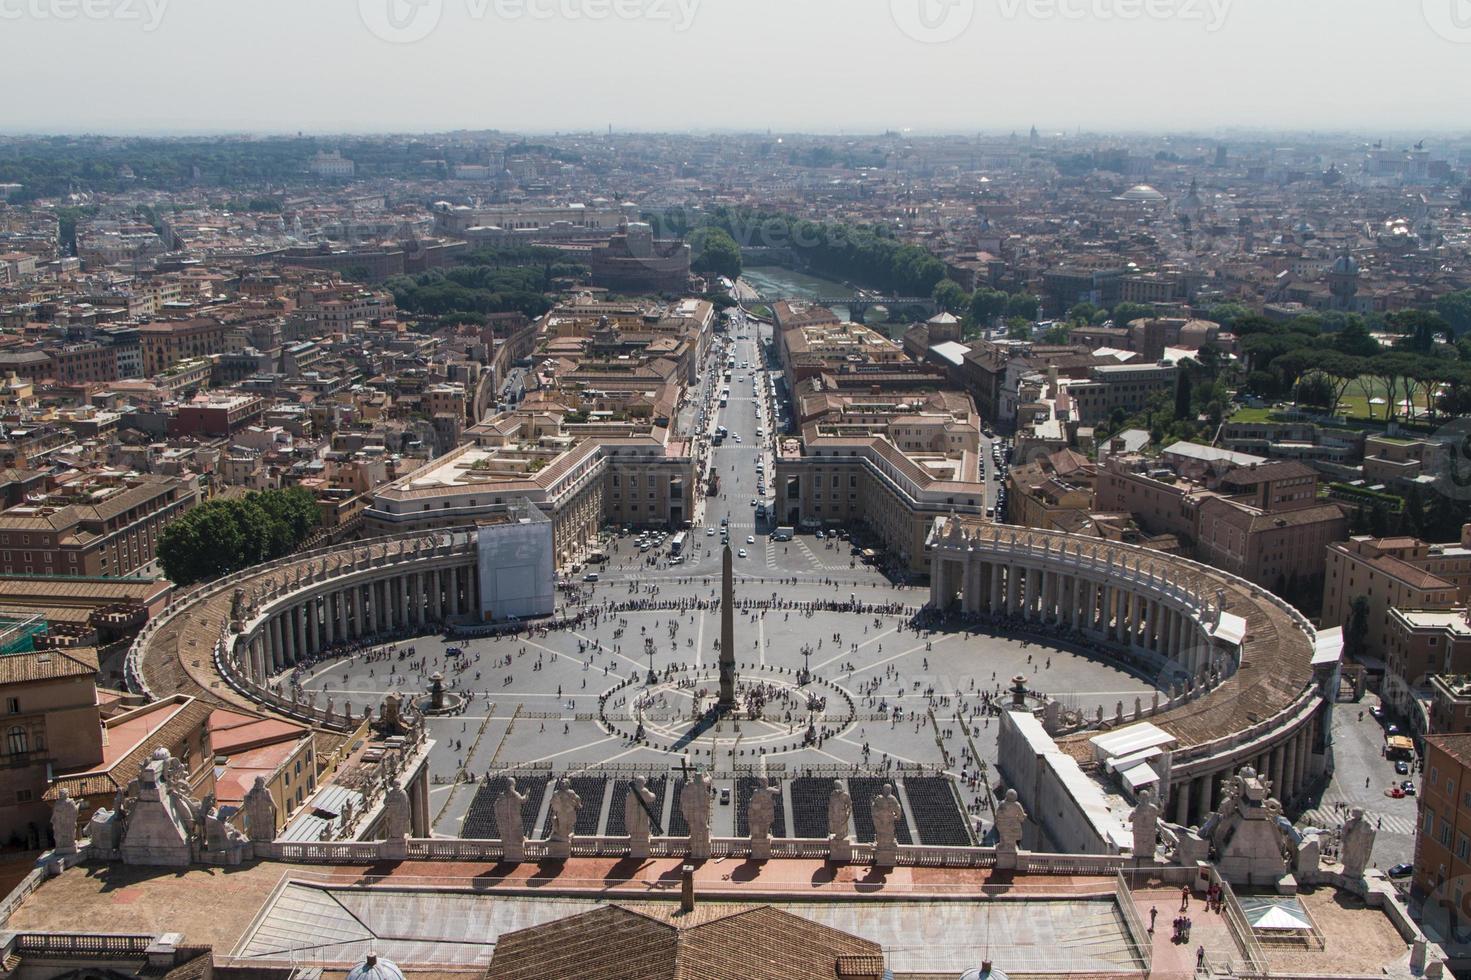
[827,780,852,840]
[548,778,582,844]
[383,779,411,841]
[994,789,1027,852]
[50,787,79,854]
[495,777,528,853]
[680,772,711,857]
[243,776,278,843]
[1340,806,1377,879]
[872,784,902,865]
[748,777,776,859]
[1130,789,1160,859]
[624,776,658,857]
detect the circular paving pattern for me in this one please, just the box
[597,664,856,754]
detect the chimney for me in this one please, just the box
[680,863,695,913]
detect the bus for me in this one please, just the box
[670,531,688,557]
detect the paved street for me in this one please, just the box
[1298,692,1420,869]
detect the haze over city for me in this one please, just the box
[1,0,1470,133]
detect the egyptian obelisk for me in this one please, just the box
[718,542,736,709]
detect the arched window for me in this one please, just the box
[6,727,27,755]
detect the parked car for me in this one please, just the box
[1401,780,1416,795]
[1387,863,1413,879]
[1394,760,1411,775]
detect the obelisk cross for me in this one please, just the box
[718,542,736,710]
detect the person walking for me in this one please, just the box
[1180,886,1190,912]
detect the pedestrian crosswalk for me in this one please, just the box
[1299,806,1416,836]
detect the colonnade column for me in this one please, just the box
[291,606,305,664]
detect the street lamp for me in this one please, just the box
[645,637,657,685]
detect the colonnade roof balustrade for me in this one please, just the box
[127,530,477,717]
[931,521,1320,758]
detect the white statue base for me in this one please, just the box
[750,837,771,861]
[828,835,852,863]
[995,844,1019,870]
[548,838,571,860]
[875,842,898,867]
[687,836,710,860]
[503,839,526,863]
[628,836,649,860]
[378,837,408,861]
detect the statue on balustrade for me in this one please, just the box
[994,789,1027,852]
[50,787,79,855]
[623,776,657,858]
[383,779,411,841]
[1130,789,1160,859]
[243,776,278,843]
[748,777,777,859]
[680,772,712,856]
[1340,807,1377,879]
[495,777,528,851]
[871,784,902,865]
[549,778,582,844]
[827,781,852,842]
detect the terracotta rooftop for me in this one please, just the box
[489,904,885,980]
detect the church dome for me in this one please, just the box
[1118,184,1167,204]
[1330,253,1359,276]
[346,954,405,980]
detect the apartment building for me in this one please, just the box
[140,318,231,376]
[1414,733,1471,918]
[1097,448,1347,595]
[0,646,105,843]
[0,474,199,577]
[1322,532,1471,669]
[1006,449,1098,530]
[1063,362,1178,425]
[47,343,118,385]
[366,421,695,567]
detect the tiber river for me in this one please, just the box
[737,266,860,322]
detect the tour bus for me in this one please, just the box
[720,389,729,407]
[670,531,687,557]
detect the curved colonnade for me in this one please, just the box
[127,520,1337,832]
[929,521,1336,827]
[126,530,480,729]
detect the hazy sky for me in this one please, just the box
[2,0,1469,135]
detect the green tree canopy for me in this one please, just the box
[159,488,322,586]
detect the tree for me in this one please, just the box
[1040,322,1073,345]
[158,488,322,586]
[1334,320,1380,358]
[1435,289,1471,335]
[931,278,970,314]
[689,227,742,280]
[1066,302,1101,324]
[1110,302,1154,329]
[969,288,1008,326]
[1006,293,1041,321]
[1174,372,1193,420]
[1296,373,1334,410]
[1005,318,1033,340]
